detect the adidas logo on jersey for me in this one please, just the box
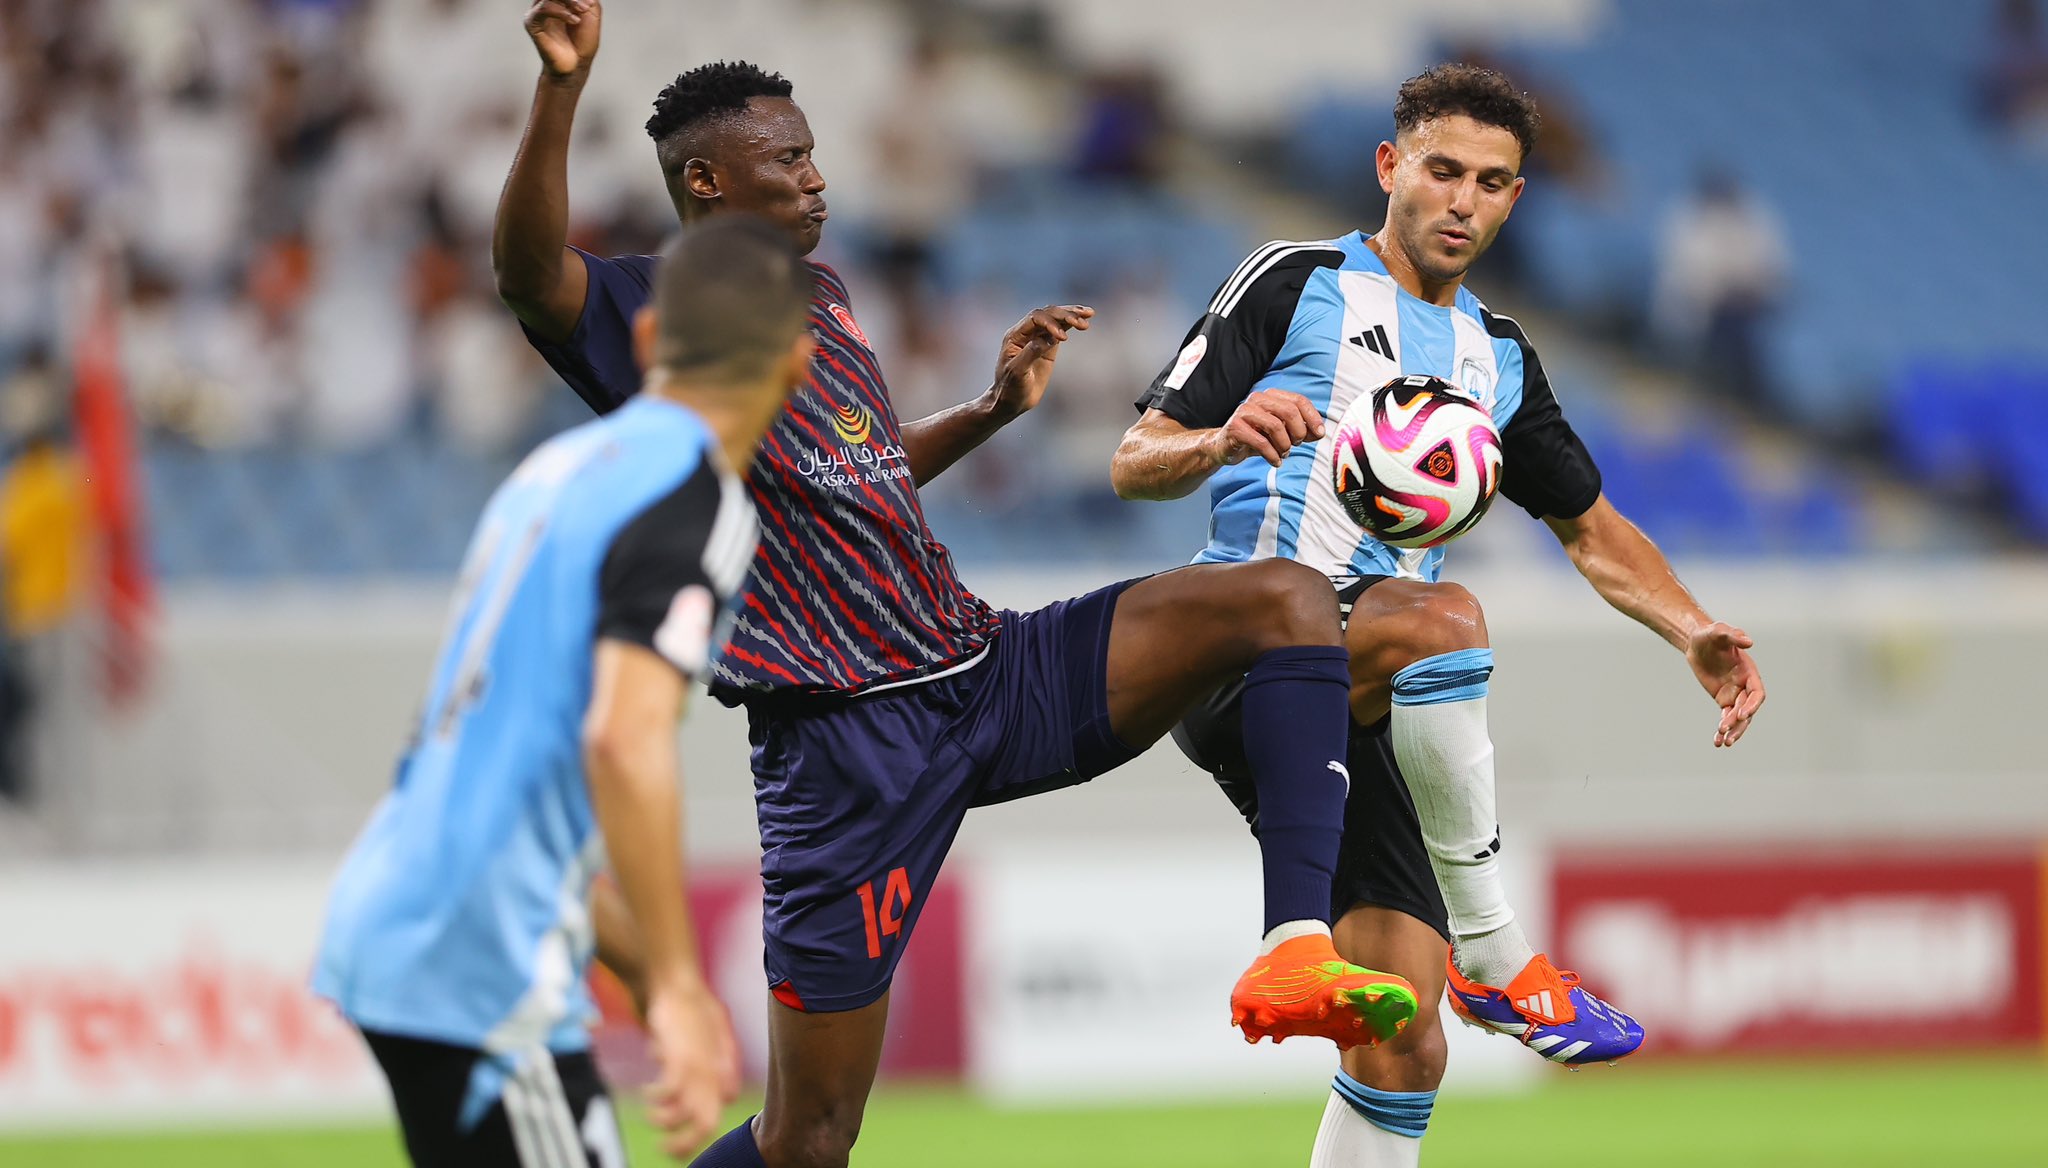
[1348,324,1392,358]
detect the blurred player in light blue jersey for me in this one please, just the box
[1117,65,1767,1166]
[313,217,815,1167]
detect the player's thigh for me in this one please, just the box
[1103,560,1342,748]
[757,992,893,1163]
[1335,905,1450,1092]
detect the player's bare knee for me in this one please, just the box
[1234,559,1342,654]
[1379,581,1488,670]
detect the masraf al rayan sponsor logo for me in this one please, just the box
[795,439,911,488]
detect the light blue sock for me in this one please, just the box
[1332,1070,1436,1138]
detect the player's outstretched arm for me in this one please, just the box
[1112,389,1326,500]
[898,304,1092,486]
[1545,495,1766,747]
[492,0,602,343]
[584,639,740,1159]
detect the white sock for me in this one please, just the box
[1310,1081,1429,1167]
[1262,919,1332,954]
[1452,917,1534,988]
[1389,650,1534,983]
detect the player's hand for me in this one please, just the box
[1686,621,1764,747]
[524,0,601,81]
[987,304,1094,419]
[642,975,741,1160]
[1211,388,1326,467]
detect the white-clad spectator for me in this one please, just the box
[1653,166,1788,407]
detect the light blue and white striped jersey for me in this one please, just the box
[313,394,756,1054]
[1137,231,1601,581]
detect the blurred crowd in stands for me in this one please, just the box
[0,0,1198,459]
[1,0,2044,599]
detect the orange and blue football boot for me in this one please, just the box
[1231,934,1420,1050]
[1445,953,1644,1066]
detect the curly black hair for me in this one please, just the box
[645,60,793,167]
[1393,64,1540,161]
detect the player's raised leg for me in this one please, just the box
[1102,559,1418,1048]
[1347,579,1642,1065]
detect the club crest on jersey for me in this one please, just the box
[1453,356,1493,407]
[828,303,871,348]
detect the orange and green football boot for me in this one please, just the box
[1230,934,1420,1049]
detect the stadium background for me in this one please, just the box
[2,0,2046,1163]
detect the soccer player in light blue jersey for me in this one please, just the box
[313,217,815,1166]
[1116,65,1767,1166]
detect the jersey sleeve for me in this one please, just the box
[1134,244,1343,429]
[1486,313,1604,520]
[520,248,660,416]
[595,459,757,679]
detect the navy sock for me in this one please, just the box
[1240,645,1351,933]
[692,1116,767,1167]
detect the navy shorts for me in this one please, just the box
[745,580,1143,1012]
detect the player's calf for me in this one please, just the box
[1300,904,1449,1166]
[1334,903,1450,1091]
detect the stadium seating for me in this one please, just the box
[1503,0,2048,429]
[1279,0,2048,539]
[140,0,2035,578]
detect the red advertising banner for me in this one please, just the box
[1552,849,2046,1056]
[592,866,965,1084]
[0,865,385,1124]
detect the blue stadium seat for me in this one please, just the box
[1887,361,2006,497]
[1990,367,2048,540]
[1497,0,2048,468]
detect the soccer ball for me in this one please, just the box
[1330,375,1503,549]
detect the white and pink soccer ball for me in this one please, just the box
[1331,375,1503,549]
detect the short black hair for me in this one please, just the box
[652,215,814,382]
[1393,64,1541,163]
[645,61,794,173]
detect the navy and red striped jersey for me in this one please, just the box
[522,248,999,699]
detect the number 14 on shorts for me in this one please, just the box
[856,867,913,959]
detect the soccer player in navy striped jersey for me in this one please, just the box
[493,5,1429,1166]
[1116,65,1767,1165]
[314,218,814,1165]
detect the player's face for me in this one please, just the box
[1378,116,1525,288]
[707,97,830,255]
